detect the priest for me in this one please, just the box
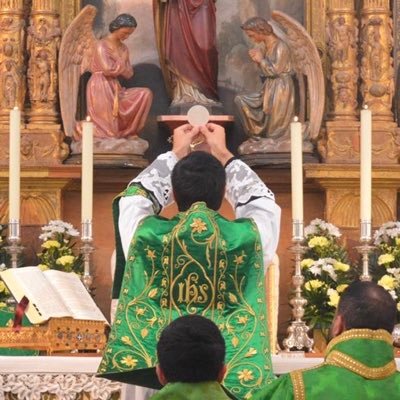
[98,123,281,399]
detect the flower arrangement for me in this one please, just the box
[372,221,400,319]
[37,220,83,274]
[300,219,353,332]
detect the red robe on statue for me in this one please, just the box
[160,0,219,102]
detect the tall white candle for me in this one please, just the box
[360,106,372,222]
[81,117,93,222]
[290,117,303,222]
[9,107,21,221]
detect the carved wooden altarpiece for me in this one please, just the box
[306,0,400,238]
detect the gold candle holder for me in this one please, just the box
[283,220,314,352]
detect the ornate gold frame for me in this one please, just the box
[59,0,81,31]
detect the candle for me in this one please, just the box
[290,116,303,222]
[360,106,372,222]
[9,107,21,221]
[81,117,93,222]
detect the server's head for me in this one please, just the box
[172,151,226,212]
[331,280,397,337]
[156,315,226,385]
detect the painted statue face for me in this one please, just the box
[116,27,135,41]
[245,30,264,43]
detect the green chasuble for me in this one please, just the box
[99,187,274,399]
[150,381,230,400]
[254,329,400,400]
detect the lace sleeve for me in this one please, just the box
[225,159,275,207]
[129,151,178,209]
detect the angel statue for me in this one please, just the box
[235,13,324,157]
[59,6,153,159]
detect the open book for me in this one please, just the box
[0,267,107,325]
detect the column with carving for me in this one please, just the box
[326,0,358,120]
[27,0,60,125]
[318,0,360,163]
[360,0,394,120]
[0,0,25,125]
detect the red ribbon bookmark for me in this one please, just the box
[13,296,29,333]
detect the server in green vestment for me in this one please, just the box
[254,281,400,400]
[151,314,230,400]
[98,123,281,399]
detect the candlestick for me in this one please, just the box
[283,222,314,352]
[360,106,372,222]
[291,116,303,223]
[357,221,373,282]
[81,117,93,222]
[9,107,21,222]
[81,220,94,292]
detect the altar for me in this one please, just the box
[1,354,400,399]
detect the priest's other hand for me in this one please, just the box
[201,123,234,166]
[172,123,200,159]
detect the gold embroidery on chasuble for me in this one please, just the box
[99,203,273,399]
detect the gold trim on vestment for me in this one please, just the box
[325,329,394,355]
[290,370,305,400]
[325,350,397,380]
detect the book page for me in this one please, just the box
[43,270,107,322]
[0,267,71,324]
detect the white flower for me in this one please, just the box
[389,290,398,300]
[309,265,322,276]
[305,219,341,238]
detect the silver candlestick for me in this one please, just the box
[6,219,23,269]
[81,220,94,292]
[283,220,314,352]
[357,220,373,282]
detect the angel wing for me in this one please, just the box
[59,5,97,137]
[271,11,325,141]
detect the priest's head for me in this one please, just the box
[331,281,396,338]
[156,315,226,385]
[172,151,226,212]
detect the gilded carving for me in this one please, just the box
[360,0,394,119]
[326,1,358,119]
[328,191,393,228]
[27,0,61,124]
[0,1,25,123]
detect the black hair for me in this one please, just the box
[157,315,225,383]
[109,14,137,33]
[171,151,226,212]
[241,17,273,35]
[338,281,396,333]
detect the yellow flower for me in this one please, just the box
[304,279,324,291]
[378,254,395,266]
[42,240,60,249]
[301,259,314,269]
[396,238,400,246]
[234,254,245,266]
[190,218,207,234]
[120,355,138,368]
[237,315,248,325]
[0,302,6,308]
[0,281,5,293]
[38,264,49,271]
[328,289,340,308]
[146,249,156,260]
[336,284,348,293]
[378,275,397,291]
[238,369,254,382]
[56,255,75,266]
[308,236,329,248]
[334,261,350,272]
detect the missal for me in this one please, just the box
[0,266,107,324]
